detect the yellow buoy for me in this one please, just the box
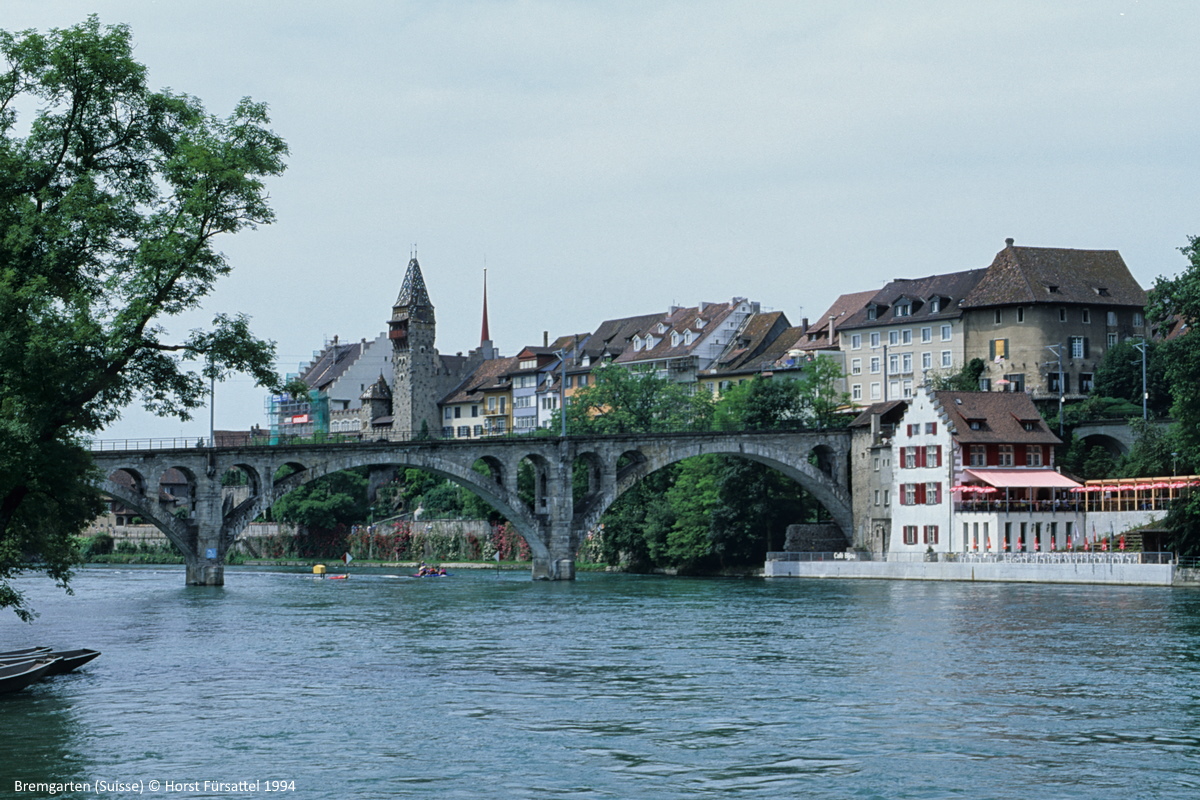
[313,564,326,575]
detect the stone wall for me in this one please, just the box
[784,523,849,552]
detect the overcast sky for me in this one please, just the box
[8,1,1198,440]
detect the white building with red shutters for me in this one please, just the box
[890,386,1083,555]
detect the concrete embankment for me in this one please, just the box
[765,558,1176,586]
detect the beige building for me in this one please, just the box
[959,240,1147,400]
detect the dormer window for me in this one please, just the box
[657,322,668,334]
[696,318,707,328]
[867,306,878,321]
[930,297,942,313]
[684,330,694,345]
[671,331,681,347]
[1095,287,1110,297]
[633,338,643,352]
[1048,285,1059,294]
[895,303,911,317]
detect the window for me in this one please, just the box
[921,327,932,343]
[889,354,899,373]
[901,353,913,374]
[457,425,470,438]
[903,526,918,545]
[903,379,913,398]
[923,525,939,545]
[889,331,899,346]
[454,406,462,418]
[473,425,483,436]
[541,397,558,410]
[851,333,862,350]
[870,356,881,374]
[970,445,986,467]
[896,303,911,317]
[941,324,952,341]
[883,489,890,506]
[487,397,497,412]
[515,375,537,388]
[444,407,453,420]
[904,448,917,469]
[1134,312,1144,328]
[1082,308,1091,324]
[1026,445,1042,467]
[1080,373,1094,393]
[903,484,918,506]
[515,415,536,430]
[922,352,932,370]
[994,309,1003,324]
[990,339,1009,360]
[472,405,479,417]
[1059,307,1067,322]
[870,382,881,400]
[1070,336,1088,359]
[671,332,680,347]
[851,358,862,375]
[1004,373,1024,392]
[1047,373,1069,394]
[513,395,533,408]
[1017,307,1025,323]
[874,489,880,506]
[873,456,880,472]
[851,384,862,401]
[1107,332,1117,348]
[902,329,912,345]
[999,445,1014,466]
[1107,311,1117,326]
[867,306,878,321]
[930,298,942,313]
[441,426,453,438]
[925,422,937,435]
[978,378,991,391]
[889,380,900,399]
[941,350,952,368]
[870,332,881,348]
[926,445,940,466]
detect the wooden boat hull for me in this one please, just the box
[0,658,60,694]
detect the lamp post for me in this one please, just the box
[1132,338,1148,421]
[1045,343,1065,437]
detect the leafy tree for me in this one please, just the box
[0,18,287,617]
[796,354,851,428]
[931,358,986,392]
[712,376,805,431]
[1092,338,1169,416]
[562,363,712,434]
[272,469,370,531]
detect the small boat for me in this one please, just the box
[42,649,101,676]
[0,647,50,659]
[0,658,61,695]
[326,574,348,580]
[0,649,101,674]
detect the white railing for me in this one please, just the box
[88,437,213,452]
[766,551,1174,565]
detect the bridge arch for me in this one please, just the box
[263,449,551,561]
[573,437,852,554]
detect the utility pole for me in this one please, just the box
[1132,339,1148,421]
[1045,343,1065,437]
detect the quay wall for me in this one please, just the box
[764,559,1175,586]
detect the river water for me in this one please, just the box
[2,567,1199,799]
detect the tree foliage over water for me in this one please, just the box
[0,17,287,618]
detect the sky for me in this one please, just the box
[7,1,1199,441]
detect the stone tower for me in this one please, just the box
[389,257,440,437]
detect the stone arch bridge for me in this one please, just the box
[91,430,852,585]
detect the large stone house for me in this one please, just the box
[960,239,1148,399]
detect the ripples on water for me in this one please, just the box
[2,567,1200,799]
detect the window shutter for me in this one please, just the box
[917,484,927,504]
[1003,339,1009,359]
[899,446,907,467]
[936,445,943,467]
[1082,337,1090,358]
[989,340,995,360]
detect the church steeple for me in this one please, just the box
[480,267,490,344]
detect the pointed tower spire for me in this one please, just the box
[395,256,433,311]
[481,266,491,344]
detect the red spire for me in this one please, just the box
[480,267,490,343]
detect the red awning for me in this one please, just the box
[964,469,1082,489]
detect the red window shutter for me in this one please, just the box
[935,445,942,467]
[917,483,927,504]
[917,447,926,467]
[899,446,907,467]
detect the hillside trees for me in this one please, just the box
[0,17,287,618]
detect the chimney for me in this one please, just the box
[1005,237,1015,247]
[543,331,549,347]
